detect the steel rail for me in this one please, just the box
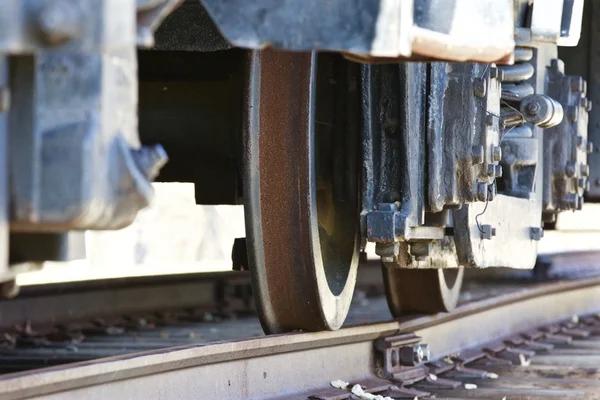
[0,276,599,399]
[0,271,253,331]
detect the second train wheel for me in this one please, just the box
[244,51,361,333]
[383,267,464,317]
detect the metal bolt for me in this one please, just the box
[577,136,585,149]
[587,100,593,113]
[588,141,594,154]
[38,0,82,45]
[471,145,484,165]
[399,344,430,366]
[530,227,544,241]
[481,224,496,240]
[577,196,584,211]
[581,164,590,177]
[487,164,496,177]
[495,164,503,178]
[0,88,10,112]
[571,76,585,93]
[578,178,586,189]
[410,242,430,262]
[567,105,579,122]
[492,146,502,162]
[586,180,591,191]
[565,161,577,177]
[526,102,541,115]
[580,97,589,110]
[489,66,504,81]
[473,78,487,97]
[486,114,495,126]
[476,182,488,202]
[564,193,578,210]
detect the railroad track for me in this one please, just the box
[0,252,599,399]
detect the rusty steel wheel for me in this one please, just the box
[383,267,464,317]
[244,51,360,333]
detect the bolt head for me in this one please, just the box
[495,164,503,178]
[588,142,594,153]
[530,227,544,241]
[492,146,502,162]
[481,224,495,240]
[476,182,488,202]
[581,164,590,177]
[526,102,541,115]
[565,162,577,177]
[471,145,484,165]
[38,0,81,45]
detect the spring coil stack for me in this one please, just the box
[496,47,538,198]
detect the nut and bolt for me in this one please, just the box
[476,182,488,202]
[567,105,579,122]
[481,224,496,240]
[471,145,484,165]
[530,227,544,241]
[577,136,585,149]
[578,178,586,189]
[377,242,400,265]
[564,193,579,210]
[410,242,430,262]
[525,101,541,115]
[473,78,487,97]
[489,66,504,81]
[565,161,577,177]
[578,196,584,211]
[492,146,502,162]
[399,344,431,366]
[37,0,82,45]
[581,164,590,177]
[588,141,594,153]
[487,163,496,177]
[494,164,503,178]
[571,76,585,93]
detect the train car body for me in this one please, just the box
[0,0,596,332]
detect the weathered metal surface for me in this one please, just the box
[428,63,502,211]
[542,59,591,220]
[499,47,539,200]
[243,51,360,333]
[383,266,463,316]
[199,0,515,63]
[0,0,170,234]
[454,45,564,269]
[453,194,541,269]
[0,277,598,399]
[361,63,428,244]
[563,0,600,201]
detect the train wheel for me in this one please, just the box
[243,51,360,333]
[383,267,464,317]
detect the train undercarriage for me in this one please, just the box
[0,0,598,333]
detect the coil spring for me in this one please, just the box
[498,47,535,137]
